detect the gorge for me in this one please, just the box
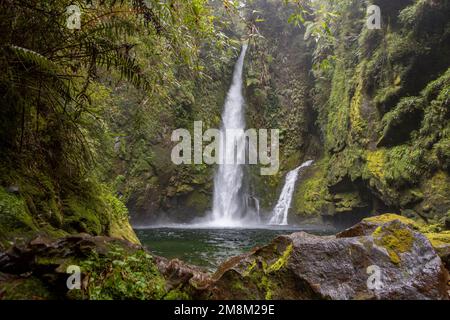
[0,0,449,301]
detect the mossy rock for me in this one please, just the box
[104,194,140,244]
[293,159,331,217]
[333,192,366,213]
[0,187,39,249]
[0,235,165,300]
[363,214,420,229]
[372,221,414,264]
[377,97,424,147]
[417,171,450,220]
[0,274,56,300]
[340,213,450,265]
[62,196,104,236]
[210,217,448,299]
[185,191,210,213]
[423,231,450,249]
[293,160,330,216]
[62,191,139,245]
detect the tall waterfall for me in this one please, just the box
[269,160,314,225]
[211,44,248,226]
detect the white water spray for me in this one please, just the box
[269,160,314,225]
[210,45,249,227]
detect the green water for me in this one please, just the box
[135,226,336,272]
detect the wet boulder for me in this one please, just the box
[208,218,449,300]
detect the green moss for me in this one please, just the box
[185,191,210,212]
[239,242,295,300]
[364,214,419,229]
[176,184,194,194]
[266,244,293,273]
[164,289,192,300]
[311,0,450,222]
[78,247,166,300]
[374,85,402,110]
[419,171,450,218]
[373,222,414,264]
[0,275,55,300]
[349,68,368,143]
[366,145,424,190]
[366,150,386,180]
[61,187,139,244]
[328,147,366,185]
[424,231,450,248]
[364,214,450,250]
[244,259,257,277]
[0,187,39,248]
[333,192,364,213]
[63,195,103,236]
[258,275,272,300]
[231,280,246,293]
[105,193,140,244]
[293,159,330,216]
[387,147,421,186]
[326,62,350,152]
[263,277,272,300]
[378,97,423,146]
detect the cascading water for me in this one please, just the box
[254,197,260,221]
[211,44,249,227]
[268,160,314,225]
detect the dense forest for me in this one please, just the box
[0,0,449,301]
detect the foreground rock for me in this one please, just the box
[207,218,449,300]
[0,234,169,299]
[338,214,450,271]
[0,215,449,300]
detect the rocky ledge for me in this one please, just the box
[0,214,449,300]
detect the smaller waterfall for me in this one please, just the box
[269,160,314,225]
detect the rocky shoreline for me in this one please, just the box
[0,214,448,300]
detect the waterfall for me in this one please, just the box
[268,160,314,225]
[254,197,260,221]
[211,44,248,226]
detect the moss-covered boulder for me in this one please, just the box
[207,217,448,300]
[338,214,450,270]
[0,161,140,250]
[0,235,166,300]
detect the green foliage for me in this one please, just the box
[378,97,423,146]
[0,188,38,248]
[0,0,238,238]
[387,148,422,184]
[325,62,350,152]
[302,0,450,221]
[0,275,55,300]
[294,159,330,216]
[78,246,166,300]
[164,289,192,300]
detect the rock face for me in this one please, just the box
[207,219,449,300]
